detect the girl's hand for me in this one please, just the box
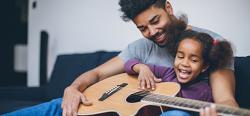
[134,64,162,90]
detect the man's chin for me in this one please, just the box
[150,38,168,47]
[157,44,167,48]
[155,41,168,48]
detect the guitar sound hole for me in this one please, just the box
[126,91,148,103]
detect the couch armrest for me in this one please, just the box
[0,86,47,101]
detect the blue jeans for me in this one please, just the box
[161,110,191,116]
[2,98,62,116]
[3,98,191,116]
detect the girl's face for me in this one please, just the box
[174,38,208,84]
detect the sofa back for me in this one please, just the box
[235,56,250,108]
[45,51,120,99]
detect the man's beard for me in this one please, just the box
[151,16,187,55]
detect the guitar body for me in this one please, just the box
[78,73,180,116]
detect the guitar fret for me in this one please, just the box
[167,94,202,109]
[179,97,210,109]
[155,95,166,105]
[217,105,235,114]
[143,93,213,110]
[216,105,250,116]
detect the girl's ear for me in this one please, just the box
[202,64,209,73]
[165,1,174,15]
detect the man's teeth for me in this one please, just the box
[156,33,164,40]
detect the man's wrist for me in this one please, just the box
[70,83,81,90]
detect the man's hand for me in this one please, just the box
[61,86,92,116]
[61,56,125,116]
[135,64,162,90]
[200,104,217,116]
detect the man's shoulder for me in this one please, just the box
[128,38,155,48]
[191,26,224,40]
[130,38,153,44]
[118,38,159,63]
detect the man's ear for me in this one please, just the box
[202,64,209,73]
[165,1,174,15]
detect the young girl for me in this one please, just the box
[124,30,233,115]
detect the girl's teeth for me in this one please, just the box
[180,70,188,73]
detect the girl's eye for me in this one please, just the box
[192,60,198,63]
[176,52,184,59]
[177,55,184,59]
[191,58,199,63]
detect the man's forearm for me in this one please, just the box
[69,56,125,92]
[217,99,239,107]
[70,70,100,92]
[210,69,239,107]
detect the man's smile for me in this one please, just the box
[154,32,167,45]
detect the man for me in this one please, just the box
[62,0,238,116]
[4,0,238,116]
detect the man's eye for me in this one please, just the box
[139,27,146,32]
[151,20,159,25]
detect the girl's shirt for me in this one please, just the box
[125,59,213,102]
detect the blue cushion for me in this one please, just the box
[46,51,119,99]
[235,56,250,108]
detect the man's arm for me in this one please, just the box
[209,68,239,107]
[200,69,238,116]
[72,56,125,91]
[62,56,125,116]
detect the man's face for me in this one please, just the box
[133,6,174,47]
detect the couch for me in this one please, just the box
[0,51,119,114]
[0,51,249,114]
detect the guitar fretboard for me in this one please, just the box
[135,91,250,116]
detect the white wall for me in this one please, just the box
[171,0,250,56]
[28,0,142,86]
[28,0,250,87]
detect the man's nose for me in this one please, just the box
[148,26,157,37]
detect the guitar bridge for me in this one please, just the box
[98,83,128,101]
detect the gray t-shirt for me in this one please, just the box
[119,26,234,70]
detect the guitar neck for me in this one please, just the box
[141,93,250,116]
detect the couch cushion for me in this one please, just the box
[97,51,120,65]
[45,51,119,99]
[235,56,250,108]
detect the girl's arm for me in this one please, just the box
[124,59,161,90]
[124,59,175,90]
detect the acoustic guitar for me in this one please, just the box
[78,73,250,116]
